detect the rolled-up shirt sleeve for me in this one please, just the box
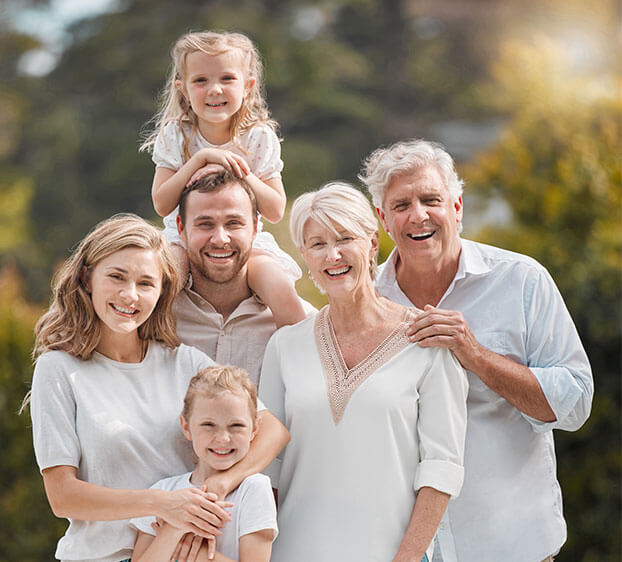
[414,347,468,497]
[258,332,286,487]
[523,268,593,433]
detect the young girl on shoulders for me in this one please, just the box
[131,365,277,562]
[141,30,305,327]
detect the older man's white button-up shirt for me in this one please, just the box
[375,238,593,562]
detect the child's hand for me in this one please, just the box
[197,148,250,178]
[171,532,204,562]
[187,164,227,187]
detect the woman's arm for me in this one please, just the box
[202,410,289,500]
[42,465,230,539]
[393,487,450,562]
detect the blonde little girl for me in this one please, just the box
[131,365,278,561]
[141,30,305,327]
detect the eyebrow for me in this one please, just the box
[104,266,158,281]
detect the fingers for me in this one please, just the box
[206,536,216,560]
[186,164,226,187]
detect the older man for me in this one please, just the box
[360,139,593,562]
[174,171,312,386]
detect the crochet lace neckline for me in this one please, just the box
[314,306,412,424]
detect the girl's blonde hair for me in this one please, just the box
[34,213,181,361]
[140,30,277,160]
[182,365,258,424]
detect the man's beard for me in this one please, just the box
[189,243,251,285]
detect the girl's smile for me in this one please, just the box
[181,390,257,482]
[179,50,254,143]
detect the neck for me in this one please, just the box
[327,281,400,336]
[189,462,217,486]
[95,330,145,363]
[190,265,252,320]
[395,244,462,309]
[197,120,232,145]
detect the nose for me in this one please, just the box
[210,225,231,245]
[207,81,223,95]
[409,201,429,224]
[120,282,139,302]
[213,428,231,444]
[326,243,342,262]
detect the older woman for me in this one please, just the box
[27,214,288,562]
[259,183,468,562]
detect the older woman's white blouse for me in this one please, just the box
[259,310,468,562]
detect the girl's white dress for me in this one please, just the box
[153,121,301,280]
[259,309,469,562]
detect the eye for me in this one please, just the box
[392,202,409,211]
[230,423,246,429]
[139,281,155,288]
[201,422,215,427]
[222,74,236,81]
[108,273,123,280]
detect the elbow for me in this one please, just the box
[47,493,71,518]
[261,206,285,224]
[152,197,171,218]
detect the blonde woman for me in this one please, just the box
[259,184,468,562]
[27,214,287,562]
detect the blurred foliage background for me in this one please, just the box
[0,0,619,560]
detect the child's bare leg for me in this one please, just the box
[247,252,306,328]
[171,243,190,292]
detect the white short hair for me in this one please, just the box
[359,138,464,209]
[290,182,378,247]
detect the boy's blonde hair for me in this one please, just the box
[140,30,278,160]
[34,213,181,360]
[182,365,258,424]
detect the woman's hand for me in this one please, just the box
[159,487,232,539]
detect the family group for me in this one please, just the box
[25,30,593,562]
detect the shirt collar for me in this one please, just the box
[376,238,491,293]
[183,273,267,319]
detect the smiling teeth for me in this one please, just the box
[207,250,234,258]
[207,102,226,107]
[408,232,434,240]
[112,304,137,314]
[326,266,350,276]
[210,448,234,455]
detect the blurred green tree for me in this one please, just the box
[464,37,621,561]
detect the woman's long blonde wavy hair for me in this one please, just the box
[140,30,278,160]
[33,213,181,361]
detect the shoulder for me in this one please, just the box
[149,342,215,370]
[237,473,273,493]
[33,350,84,382]
[243,124,279,147]
[464,239,550,280]
[149,471,193,492]
[269,312,317,346]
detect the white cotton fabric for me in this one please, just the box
[259,314,468,562]
[152,122,300,279]
[30,343,215,562]
[376,239,594,562]
[131,472,277,558]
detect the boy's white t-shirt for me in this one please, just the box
[131,472,278,559]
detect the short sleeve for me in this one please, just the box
[237,474,278,541]
[244,126,283,181]
[414,348,468,497]
[30,353,81,472]
[152,121,185,170]
[258,333,286,486]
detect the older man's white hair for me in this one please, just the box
[359,138,465,209]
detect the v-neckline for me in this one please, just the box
[314,306,412,424]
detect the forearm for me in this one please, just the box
[244,175,285,223]
[467,346,556,422]
[152,154,206,216]
[43,466,163,521]
[394,487,450,561]
[133,525,185,562]
[204,411,289,498]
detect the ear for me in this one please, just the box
[370,231,379,260]
[180,414,192,441]
[245,77,256,94]
[250,414,261,442]
[80,266,91,294]
[177,214,185,236]
[454,196,463,224]
[376,207,389,235]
